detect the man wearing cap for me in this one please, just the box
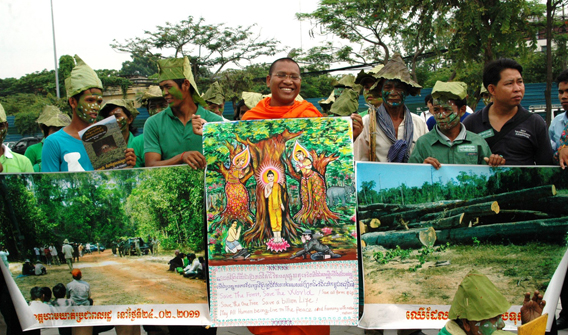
[463,58,553,165]
[202,81,226,117]
[409,81,505,168]
[354,54,428,162]
[61,239,74,272]
[0,102,34,173]
[144,57,223,169]
[439,269,545,335]
[24,105,71,172]
[42,55,136,172]
[66,269,91,306]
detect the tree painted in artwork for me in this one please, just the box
[211,143,254,228]
[284,141,339,225]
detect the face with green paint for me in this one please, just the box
[147,98,168,116]
[382,79,409,108]
[0,122,8,144]
[74,89,103,124]
[432,98,464,131]
[159,80,186,109]
[108,107,131,131]
[464,315,505,335]
[207,102,224,116]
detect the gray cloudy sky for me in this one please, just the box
[0,0,336,79]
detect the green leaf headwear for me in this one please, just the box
[329,89,359,116]
[141,85,163,102]
[157,57,207,107]
[431,81,468,102]
[100,99,140,119]
[448,269,511,321]
[371,53,422,96]
[202,82,225,106]
[37,105,71,127]
[65,55,103,98]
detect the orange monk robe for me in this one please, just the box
[244,98,328,335]
[242,97,322,120]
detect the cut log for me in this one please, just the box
[420,201,499,221]
[374,185,555,229]
[361,216,568,249]
[421,213,465,229]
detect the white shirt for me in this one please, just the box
[354,111,428,161]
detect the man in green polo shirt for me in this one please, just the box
[24,105,71,172]
[144,57,224,169]
[0,102,34,173]
[409,81,505,168]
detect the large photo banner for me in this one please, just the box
[203,117,359,327]
[357,162,568,331]
[0,166,211,330]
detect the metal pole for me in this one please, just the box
[50,0,60,98]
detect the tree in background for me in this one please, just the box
[111,16,281,82]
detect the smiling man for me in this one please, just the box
[241,58,322,120]
[143,56,223,169]
[354,53,427,162]
[463,58,553,165]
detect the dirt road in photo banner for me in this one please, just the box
[10,251,208,305]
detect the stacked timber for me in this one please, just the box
[359,185,567,248]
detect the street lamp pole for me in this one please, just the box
[50,0,60,98]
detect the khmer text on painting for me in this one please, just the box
[203,117,357,265]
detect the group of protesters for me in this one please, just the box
[1,50,567,335]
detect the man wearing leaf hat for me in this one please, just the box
[202,81,226,117]
[439,269,545,335]
[127,86,168,168]
[409,81,505,168]
[355,64,385,117]
[0,102,34,173]
[24,105,71,172]
[99,99,142,166]
[144,56,223,169]
[354,54,428,162]
[42,55,135,172]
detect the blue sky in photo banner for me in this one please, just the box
[356,163,496,192]
[0,0,337,79]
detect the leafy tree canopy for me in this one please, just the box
[111,16,282,81]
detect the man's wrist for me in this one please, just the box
[180,151,187,163]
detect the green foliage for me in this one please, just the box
[1,93,71,135]
[372,242,450,272]
[472,236,481,247]
[111,16,282,81]
[95,69,132,98]
[0,166,206,260]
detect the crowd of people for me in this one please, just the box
[1,52,566,335]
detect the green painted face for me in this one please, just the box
[432,99,460,131]
[116,116,128,131]
[381,80,408,107]
[474,316,505,335]
[76,91,103,124]
[165,86,183,106]
[148,99,168,116]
